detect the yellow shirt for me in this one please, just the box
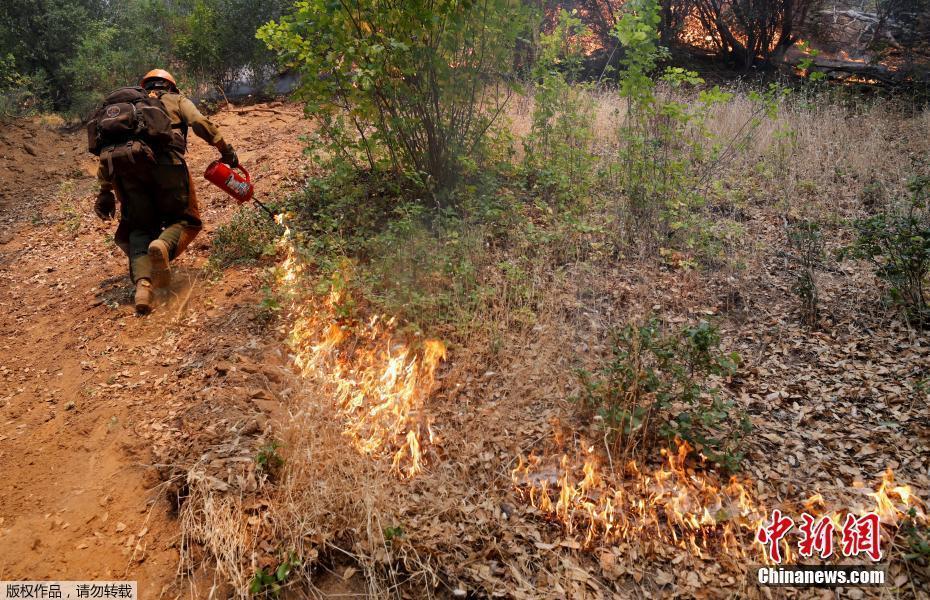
[160,92,225,148]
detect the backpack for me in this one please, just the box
[87,86,174,176]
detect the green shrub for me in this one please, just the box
[210,205,280,269]
[2,0,289,115]
[175,0,288,93]
[0,53,49,116]
[255,440,284,474]
[522,9,597,205]
[902,507,930,564]
[607,0,781,259]
[575,318,749,471]
[846,176,930,326]
[285,169,519,334]
[259,0,531,199]
[249,552,299,597]
[62,6,174,118]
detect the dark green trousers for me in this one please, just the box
[113,163,202,283]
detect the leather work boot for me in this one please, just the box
[148,239,171,288]
[134,278,153,314]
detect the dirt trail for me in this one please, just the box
[0,103,312,594]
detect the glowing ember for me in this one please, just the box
[276,215,447,477]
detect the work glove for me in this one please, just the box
[94,190,116,221]
[220,144,239,169]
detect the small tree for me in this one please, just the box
[787,219,824,327]
[176,0,289,94]
[259,0,530,199]
[847,176,930,327]
[575,318,748,471]
[522,9,597,204]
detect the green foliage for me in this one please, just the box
[846,176,930,325]
[259,0,531,198]
[522,10,596,205]
[787,220,825,326]
[0,0,289,115]
[255,440,284,474]
[62,1,175,117]
[795,40,826,83]
[249,552,300,597]
[383,525,405,542]
[210,205,280,269]
[614,0,663,104]
[258,283,283,323]
[0,0,99,110]
[901,507,930,563]
[286,169,519,333]
[575,318,749,471]
[608,0,784,261]
[175,0,225,87]
[612,0,710,252]
[176,0,288,91]
[0,53,48,116]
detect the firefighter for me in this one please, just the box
[93,69,239,314]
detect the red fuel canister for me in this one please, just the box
[204,160,254,204]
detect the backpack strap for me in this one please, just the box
[172,121,189,141]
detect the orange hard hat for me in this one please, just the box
[140,69,178,91]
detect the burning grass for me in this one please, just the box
[280,218,448,478]
[511,441,762,559]
[512,438,926,570]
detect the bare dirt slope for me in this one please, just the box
[0,102,311,594]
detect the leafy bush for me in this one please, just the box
[175,0,288,93]
[285,169,519,334]
[575,318,749,471]
[846,176,930,326]
[209,205,280,269]
[0,0,97,110]
[608,0,781,260]
[1,0,289,115]
[255,440,284,475]
[62,2,175,117]
[259,0,531,198]
[522,10,597,205]
[249,552,299,597]
[0,53,48,116]
[902,507,930,564]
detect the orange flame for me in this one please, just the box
[513,438,927,561]
[277,215,447,477]
[869,468,924,525]
[512,440,765,558]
